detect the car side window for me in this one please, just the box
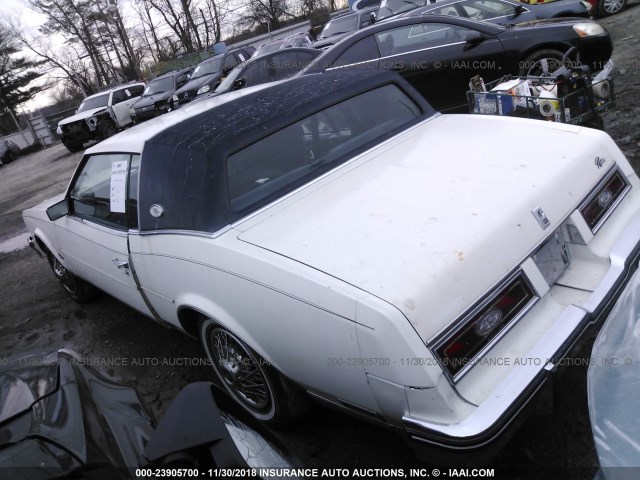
[69,153,134,230]
[331,35,380,68]
[176,74,188,87]
[270,51,304,81]
[112,89,127,104]
[243,58,272,87]
[376,23,466,56]
[461,0,516,20]
[128,85,145,97]
[296,51,320,67]
[426,5,461,16]
[224,55,238,71]
[226,84,422,212]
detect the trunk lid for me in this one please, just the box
[237,114,610,341]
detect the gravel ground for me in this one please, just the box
[1,7,639,478]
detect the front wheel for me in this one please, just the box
[50,256,97,303]
[99,119,117,140]
[519,49,565,77]
[200,319,309,426]
[62,141,83,153]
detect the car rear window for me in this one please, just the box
[226,84,422,212]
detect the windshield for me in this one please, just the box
[77,93,110,113]
[253,41,283,58]
[377,0,430,20]
[319,15,359,39]
[192,57,224,79]
[143,77,174,96]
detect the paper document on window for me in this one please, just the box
[110,161,127,213]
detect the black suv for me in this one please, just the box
[130,68,193,122]
[173,48,253,105]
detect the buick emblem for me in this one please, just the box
[184,92,189,98]
[595,157,606,169]
[532,206,550,230]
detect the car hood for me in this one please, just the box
[133,92,172,108]
[237,114,616,341]
[58,107,107,126]
[175,73,223,95]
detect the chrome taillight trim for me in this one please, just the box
[579,166,631,234]
[430,269,539,384]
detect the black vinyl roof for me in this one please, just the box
[139,70,433,233]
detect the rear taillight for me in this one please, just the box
[433,271,538,381]
[580,168,629,233]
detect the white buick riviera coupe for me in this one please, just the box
[23,70,640,457]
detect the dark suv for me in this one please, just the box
[173,49,253,105]
[130,68,193,122]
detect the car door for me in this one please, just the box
[373,22,506,111]
[111,85,145,127]
[54,152,152,316]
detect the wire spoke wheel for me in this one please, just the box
[207,327,273,415]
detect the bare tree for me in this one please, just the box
[240,0,294,32]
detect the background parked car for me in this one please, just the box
[197,48,322,101]
[251,39,286,58]
[173,48,254,105]
[57,83,146,152]
[282,32,315,48]
[406,0,592,24]
[129,68,193,123]
[313,7,378,49]
[0,139,20,166]
[588,0,628,16]
[305,16,612,111]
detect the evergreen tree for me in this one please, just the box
[0,25,45,116]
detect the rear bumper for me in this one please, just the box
[403,210,640,450]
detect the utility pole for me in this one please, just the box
[5,108,30,145]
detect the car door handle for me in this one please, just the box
[112,257,130,274]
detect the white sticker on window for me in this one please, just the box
[110,161,127,213]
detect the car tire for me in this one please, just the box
[99,119,118,140]
[598,0,626,15]
[4,152,14,164]
[49,255,98,304]
[62,141,83,153]
[519,49,565,77]
[200,319,310,427]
